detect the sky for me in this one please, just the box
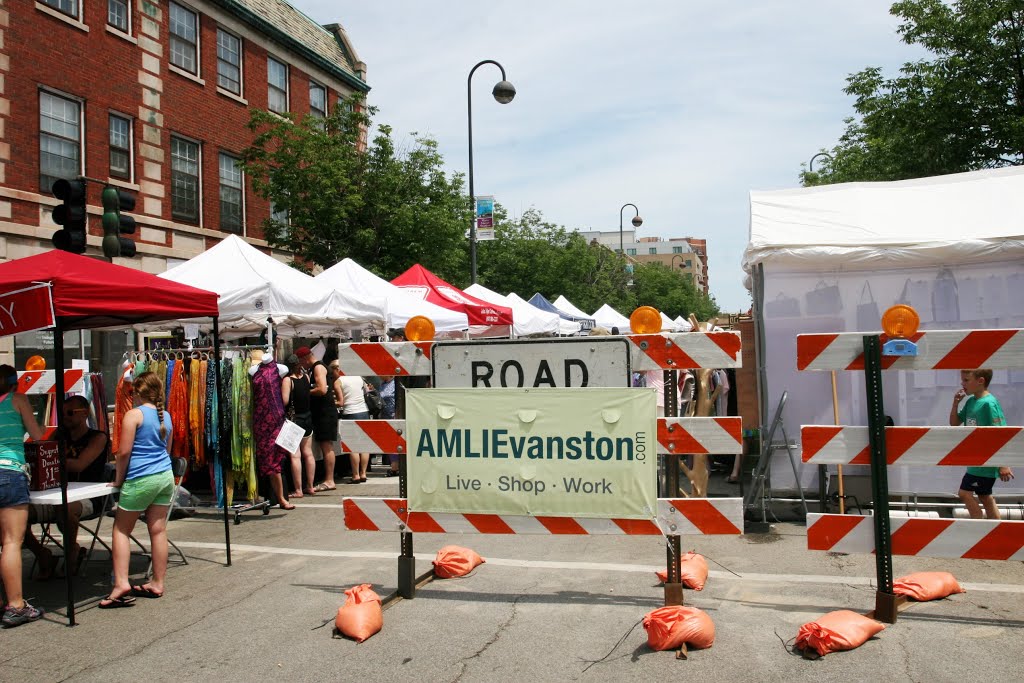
[290,0,923,312]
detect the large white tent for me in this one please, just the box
[155,235,386,338]
[743,166,1024,495]
[465,284,560,337]
[510,293,581,335]
[315,258,469,334]
[592,304,631,331]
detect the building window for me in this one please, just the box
[171,136,200,221]
[672,246,682,254]
[270,200,289,225]
[169,2,198,74]
[626,248,636,256]
[109,114,131,180]
[108,0,129,32]
[39,91,81,193]
[268,57,288,114]
[216,29,242,94]
[685,259,692,268]
[309,82,327,119]
[219,153,243,234]
[648,247,657,255]
[42,0,78,18]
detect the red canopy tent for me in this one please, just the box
[0,251,227,626]
[391,264,513,329]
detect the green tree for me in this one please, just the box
[631,262,720,322]
[803,0,1024,186]
[239,98,469,279]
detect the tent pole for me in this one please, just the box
[213,316,231,566]
[53,319,76,626]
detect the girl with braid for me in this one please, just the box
[102,371,174,608]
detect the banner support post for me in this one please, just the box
[864,335,897,623]
[396,381,416,598]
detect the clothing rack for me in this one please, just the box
[123,345,273,521]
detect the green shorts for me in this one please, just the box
[119,470,174,512]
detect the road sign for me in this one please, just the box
[431,337,632,388]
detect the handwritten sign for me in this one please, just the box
[0,283,55,338]
[27,441,60,491]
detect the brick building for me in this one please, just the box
[579,229,710,295]
[2,0,368,388]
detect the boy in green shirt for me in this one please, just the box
[949,369,1014,519]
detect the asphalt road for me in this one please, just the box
[3,473,1023,683]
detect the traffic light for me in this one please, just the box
[51,179,88,254]
[101,185,137,258]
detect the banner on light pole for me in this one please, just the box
[475,195,495,241]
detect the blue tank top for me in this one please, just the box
[0,392,27,471]
[127,406,173,481]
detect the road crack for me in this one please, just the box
[450,591,528,683]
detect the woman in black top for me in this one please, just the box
[281,354,315,497]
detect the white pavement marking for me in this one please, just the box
[170,541,1024,594]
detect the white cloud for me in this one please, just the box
[292,0,923,311]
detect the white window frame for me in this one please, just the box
[108,0,130,33]
[108,112,133,181]
[41,0,79,19]
[39,89,83,194]
[218,152,244,235]
[168,2,199,76]
[216,27,243,95]
[170,135,202,223]
[309,81,327,119]
[267,56,289,114]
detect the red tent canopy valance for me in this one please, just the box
[0,250,219,330]
[391,264,513,327]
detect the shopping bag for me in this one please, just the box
[805,280,842,316]
[932,267,959,323]
[764,292,800,318]
[856,281,881,331]
[274,419,305,453]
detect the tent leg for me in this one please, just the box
[213,317,231,567]
[54,320,76,627]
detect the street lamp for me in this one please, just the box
[671,253,685,270]
[468,59,516,284]
[809,152,833,173]
[619,203,642,255]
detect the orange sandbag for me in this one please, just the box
[654,552,709,590]
[892,572,965,601]
[335,584,382,643]
[433,545,485,578]
[795,610,885,656]
[643,605,715,651]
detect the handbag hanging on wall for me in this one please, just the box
[856,281,881,331]
[806,280,843,316]
[932,267,960,323]
[764,292,800,318]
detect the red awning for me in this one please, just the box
[391,264,513,327]
[0,250,219,331]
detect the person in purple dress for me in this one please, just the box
[249,353,293,510]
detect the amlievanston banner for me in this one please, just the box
[406,388,657,518]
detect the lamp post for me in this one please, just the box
[809,152,833,173]
[468,60,515,284]
[619,203,642,255]
[671,253,685,270]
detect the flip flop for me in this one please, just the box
[99,594,136,609]
[303,488,317,496]
[131,585,163,599]
[280,502,297,510]
[313,482,336,492]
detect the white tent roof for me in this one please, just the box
[591,304,630,331]
[315,259,468,333]
[509,293,581,335]
[465,284,559,337]
[673,315,694,331]
[744,166,1024,275]
[659,312,680,332]
[156,235,386,337]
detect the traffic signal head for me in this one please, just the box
[51,179,88,254]
[101,185,137,258]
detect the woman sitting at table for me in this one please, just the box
[102,371,174,609]
[24,394,110,579]
[0,364,46,628]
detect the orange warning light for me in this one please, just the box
[25,355,46,371]
[629,306,662,334]
[881,305,920,339]
[405,315,435,342]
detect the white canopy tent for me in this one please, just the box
[510,293,581,336]
[465,284,560,337]
[673,315,694,331]
[154,235,386,338]
[315,258,469,334]
[591,304,631,332]
[660,312,681,332]
[743,166,1024,495]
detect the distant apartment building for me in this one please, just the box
[580,230,709,295]
[3,0,368,389]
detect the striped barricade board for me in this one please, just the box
[796,329,1024,372]
[339,417,743,455]
[17,370,85,395]
[807,513,1024,561]
[344,497,743,536]
[801,425,1024,466]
